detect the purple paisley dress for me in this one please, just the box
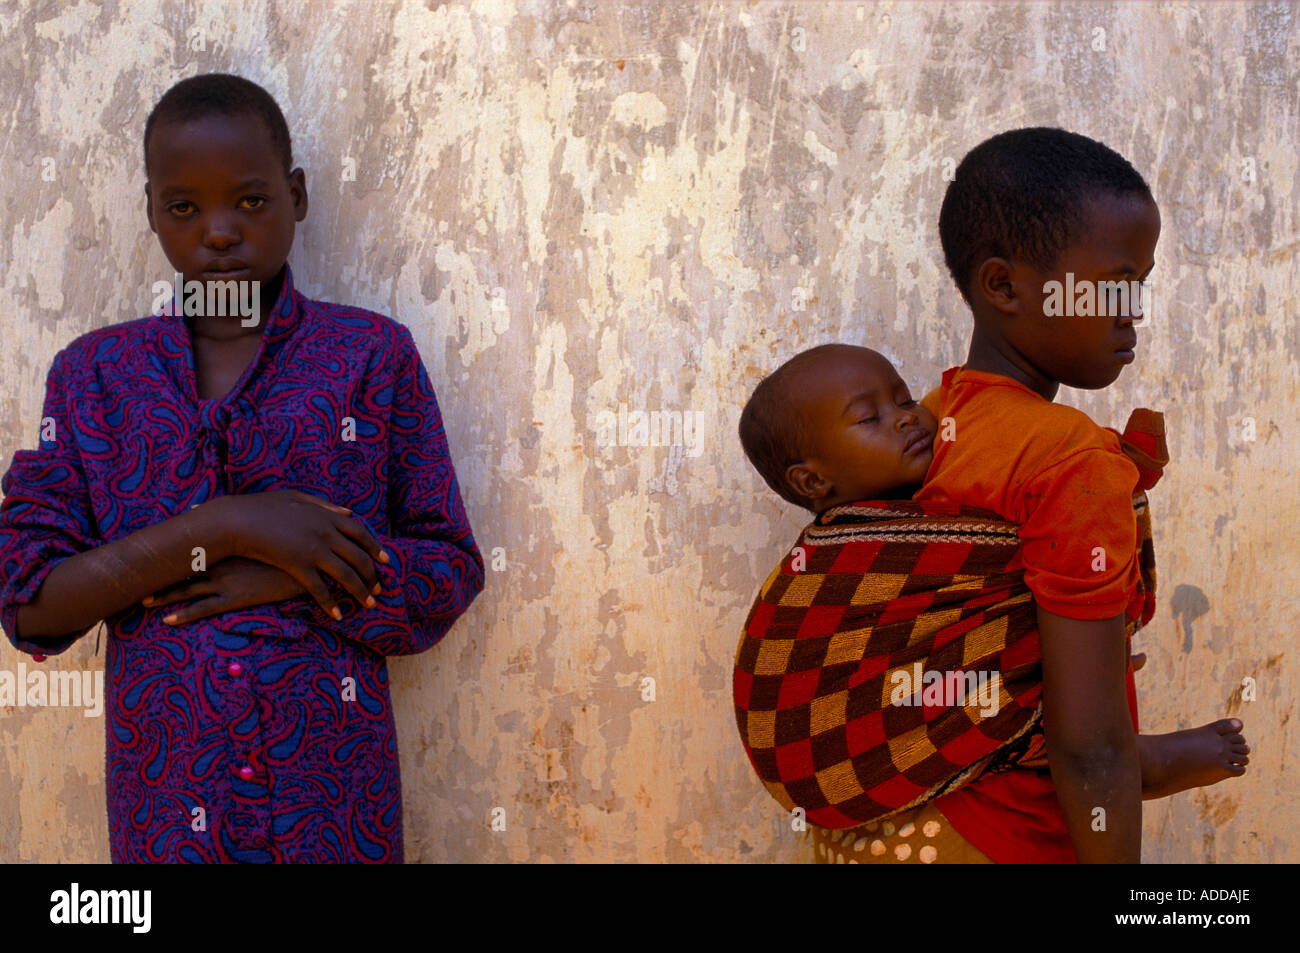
[0,264,483,862]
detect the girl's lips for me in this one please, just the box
[1115,348,1136,363]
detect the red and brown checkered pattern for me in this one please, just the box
[734,488,1159,829]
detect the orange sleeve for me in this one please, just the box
[919,385,943,419]
[1016,448,1140,619]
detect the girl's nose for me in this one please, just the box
[203,215,239,246]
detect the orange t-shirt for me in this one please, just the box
[915,366,1143,863]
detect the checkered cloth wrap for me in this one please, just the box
[733,409,1167,829]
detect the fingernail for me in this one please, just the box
[164,614,177,624]
[332,607,342,621]
[372,583,382,594]
[365,596,375,607]
[379,550,390,563]
[142,596,153,605]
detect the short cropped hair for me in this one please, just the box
[143,73,293,177]
[739,348,830,512]
[939,127,1153,304]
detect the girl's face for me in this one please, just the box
[144,113,306,293]
[1004,191,1160,391]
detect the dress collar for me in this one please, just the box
[942,364,1042,399]
[152,263,304,408]
[259,263,302,346]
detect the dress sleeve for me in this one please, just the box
[1016,447,1141,620]
[293,326,484,656]
[0,348,102,656]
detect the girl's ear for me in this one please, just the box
[975,257,1018,315]
[144,183,157,234]
[287,168,308,223]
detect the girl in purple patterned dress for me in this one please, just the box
[0,74,483,862]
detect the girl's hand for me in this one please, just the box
[143,556,365,625]
[214,490,388,619]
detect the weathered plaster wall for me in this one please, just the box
[1,0,1295,863]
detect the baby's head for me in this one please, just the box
[740,344,936,515]
[143,73,306,289]
[940,126,1159,391]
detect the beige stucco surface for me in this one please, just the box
[0,0,1295,863]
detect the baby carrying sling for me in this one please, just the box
[732,410,1167,828]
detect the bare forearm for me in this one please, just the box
[15,498,235,642]
[1037,605,1141,862]
[1049,740,1142,863]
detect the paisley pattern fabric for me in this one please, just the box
[0,265,484,862]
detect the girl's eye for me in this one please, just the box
[240,196,266,209]
[168,202,194,216]
[858,416,878,425]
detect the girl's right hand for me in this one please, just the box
[217,490,388,620]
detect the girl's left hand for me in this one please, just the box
[143,556,311,625]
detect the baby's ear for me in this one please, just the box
[785,462,825,506]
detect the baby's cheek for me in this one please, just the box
[912,447,936,479]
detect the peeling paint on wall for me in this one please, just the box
[1,1,1295,863]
